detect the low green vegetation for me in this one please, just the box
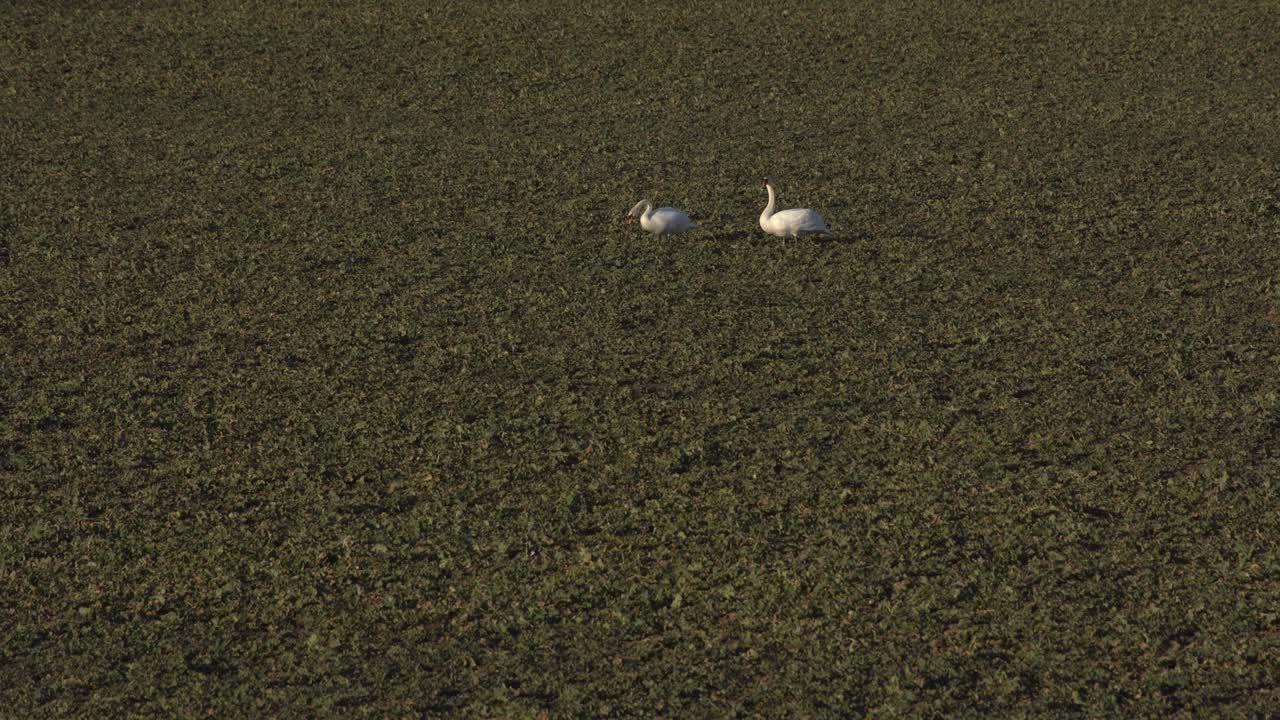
[5,2,1280,716]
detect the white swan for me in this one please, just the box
[627,200,699,237]
[759,177,833,239]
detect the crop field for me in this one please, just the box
[5,1,1280,716]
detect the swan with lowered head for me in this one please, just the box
[759,177,832,239]
[627,200,699,237]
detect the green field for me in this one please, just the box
[5,2,1280,716]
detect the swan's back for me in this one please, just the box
[645,207,697,234]
[771,208,831,236]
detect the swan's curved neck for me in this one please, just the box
[629,200,653,220]
[761,184,776,221]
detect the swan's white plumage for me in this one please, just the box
[759,177,832,239]
[627,200,699,237]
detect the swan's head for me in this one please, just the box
[762,176,774,188]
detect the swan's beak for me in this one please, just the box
[626,215,633,224]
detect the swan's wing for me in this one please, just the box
[775,208,830,234]
[805,212,833,234]
[652,207,694,231]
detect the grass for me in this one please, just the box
[5,1,1280,716]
